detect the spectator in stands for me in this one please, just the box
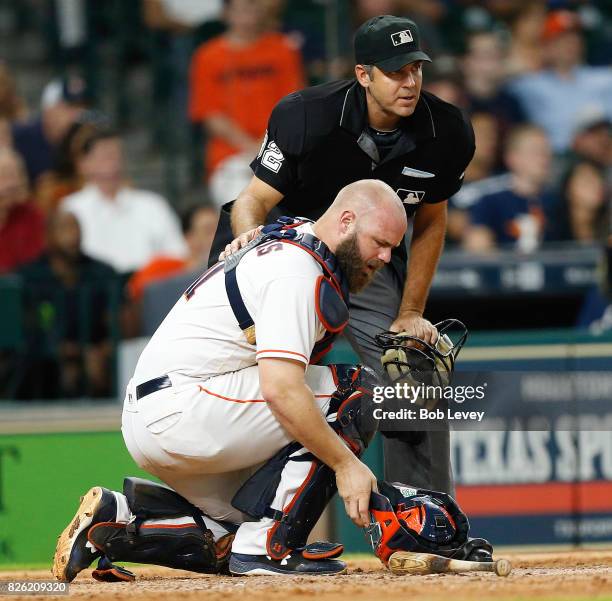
[397,0,448,56]
[569,109,611,173]
[0,148,45,274]
[35,112,107,214]
[11,75,89,186]
[17,211,118,399]
[61,130,186,274]
[355,0,398,21]
[278,1,336,84]
[547,160,608,244]
[144,0,223,31]
[0,61,27,123]
[127,203,218,302]
[423,57,466,108]
[509,10,612,154]
[142,0,224,152]
[551,108,611,203]
[464,111,501,185]
[0,61,28,147]
[447,111,501,246]
[462,31,525,136]
[505,1,547,76]
[189,0,304,207]
[464,125,555,253]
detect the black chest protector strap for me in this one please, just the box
[224,217,349,350]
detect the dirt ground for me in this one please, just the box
[2,550,612,601]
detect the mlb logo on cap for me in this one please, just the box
[354,15,431,72]
[391,30,413,46]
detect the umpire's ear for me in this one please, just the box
[355,64,374,88]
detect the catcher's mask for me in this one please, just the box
[375,318,468,388]
[365,481,469,566]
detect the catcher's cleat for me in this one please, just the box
[52,487,117,582]
[229,552,346,576]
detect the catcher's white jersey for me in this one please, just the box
[133,223,326,386]
[122,222,341,555]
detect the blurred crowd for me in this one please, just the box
[0,0,610,399]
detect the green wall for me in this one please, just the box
[0,431,149,566]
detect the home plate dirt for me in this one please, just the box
[2,550,612,601]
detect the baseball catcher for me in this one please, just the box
[53,181,407,580]
[52,298,496,581]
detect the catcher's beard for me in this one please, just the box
[336,232,384,293]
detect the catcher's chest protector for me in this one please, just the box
[224,217,349,363]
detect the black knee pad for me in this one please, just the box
[88,477,236,574]
[88,521,233,574]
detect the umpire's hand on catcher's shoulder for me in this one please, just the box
[219,225,263,261]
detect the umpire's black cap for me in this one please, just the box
[355,15,431,71]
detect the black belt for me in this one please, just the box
[135,375,172,400]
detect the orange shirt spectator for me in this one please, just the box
[127,205,218,302]
[189,31,304,176]
[127,256,187,301]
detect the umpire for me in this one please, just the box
[207,15,475,495]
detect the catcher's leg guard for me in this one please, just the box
[87,477,236,575]
[88,520,233,574]
[232,364,378,560]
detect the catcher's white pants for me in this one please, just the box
[121,364,336,554]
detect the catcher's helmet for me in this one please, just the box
[365,481,471,566]
[375,318,468,388]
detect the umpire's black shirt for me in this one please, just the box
[209,79,474,267]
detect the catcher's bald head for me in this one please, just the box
[314,180,407,292]
[330,179,406,226]
[315,179,407,252]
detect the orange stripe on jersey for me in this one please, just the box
[256,349,308,362]
[198,385,332,403]
[198,386,267,403]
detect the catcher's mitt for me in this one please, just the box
[375,319,468,408]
